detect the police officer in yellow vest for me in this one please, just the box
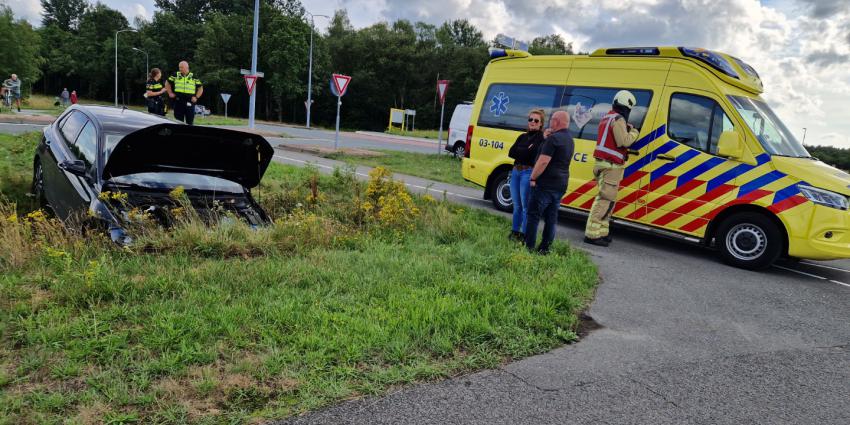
[165,61,203,125]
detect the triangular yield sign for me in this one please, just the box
[244,75,258,95]
[332,74,351,96]
[437,80,449,104]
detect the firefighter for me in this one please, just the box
[584,90,640,247]
[165,61,203,125]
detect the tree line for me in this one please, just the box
[1,0,574,131]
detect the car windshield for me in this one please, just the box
[108,172,243,193]
[727,95,810,158]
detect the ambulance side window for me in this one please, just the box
[560,87,653,141]
[476,83,564,131]
[668,93,733,156]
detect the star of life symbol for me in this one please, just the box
[490,92,510,116]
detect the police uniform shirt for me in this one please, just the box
[146,79,163,98]
[167,72,202,97]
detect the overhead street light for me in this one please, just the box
[304,11,329,129]
[115,28,138,106]
[132,47,149,78]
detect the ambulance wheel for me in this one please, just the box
[716,212,782,270]
[490,170,513,212]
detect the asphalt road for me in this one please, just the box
[270,150,850,425]
[0,123,45,135]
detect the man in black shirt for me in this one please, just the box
[525,111,574,254]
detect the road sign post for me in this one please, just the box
[331,73,352,151]
[437,80,450,153]
[220,93,231,118]
[241,69,264,128]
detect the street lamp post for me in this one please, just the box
[304,12,329,129]
[802,127,808,145]
[115,28,137,107]
[132,47,149,78]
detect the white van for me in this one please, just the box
[444,104,472,157]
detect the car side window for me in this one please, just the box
[668,93,734,155]
[59,111,86,145]
[561,87,653,141]
[72,121,97,167]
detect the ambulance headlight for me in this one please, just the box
[799,185,849,210]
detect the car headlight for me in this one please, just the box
[798,185,849,210]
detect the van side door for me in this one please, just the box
[558,86,657,219]
[631,87,743,237]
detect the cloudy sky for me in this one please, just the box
[5,0,850,148]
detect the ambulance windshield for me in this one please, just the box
[727,96,810,158]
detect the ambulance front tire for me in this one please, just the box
[716,212,783,270]
[490,170,513,212]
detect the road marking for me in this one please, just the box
[799,261,850,274]
[272,154,480,201]
[773,265,827,280]
[829,280,850,288]
[773,265,850,288]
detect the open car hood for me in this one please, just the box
[102,124,274,189]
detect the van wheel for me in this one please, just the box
[716,212,782,270]
[490,170,512,212]
[453,142,465,158]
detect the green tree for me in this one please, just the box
[40,0,87,31]
[75,3,131,99]
[529,34,574,55]
[0,6,44,93]
[436,19,486,48]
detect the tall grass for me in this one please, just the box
[0,132,597,424]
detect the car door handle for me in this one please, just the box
[656,154,676,161]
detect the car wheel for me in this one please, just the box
[453,142,465,158]
[716,212,782,270]
[32,160,48,209]
[490,170,513,212]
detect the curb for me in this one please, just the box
[274,144,384,158]
[355,131,441,144]
[0,115,54,125]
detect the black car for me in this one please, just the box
[32,105,274,243]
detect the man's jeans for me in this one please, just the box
[509,168,532,233]
[524,187,564,253]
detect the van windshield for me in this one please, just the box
[727,95,810,158]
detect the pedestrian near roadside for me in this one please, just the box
[70,90,77,105]
[525,110,574,254]
[165,61,203,125]
[60,88,70,107]
[145,68,166,116]
[2,74,23,112]
[507,108,546,241]
[583,90,639,247]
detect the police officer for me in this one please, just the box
[145,68,166,116]
[165,61,203,125]
[584,90,640,247]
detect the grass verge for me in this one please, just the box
[0,132,597,424]
[324,149,478,189]
[385,128,448,140]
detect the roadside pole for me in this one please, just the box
[330,74,351,151]
[436,80,450,154]
[220,93,231,118]
[334,94,341,150]
[248,0,259,128]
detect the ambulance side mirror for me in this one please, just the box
[717,130,744,159]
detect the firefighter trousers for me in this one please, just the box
[585,161,624,239]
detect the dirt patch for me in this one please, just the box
[576,312,604,339]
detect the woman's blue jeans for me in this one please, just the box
[509,167,532,233]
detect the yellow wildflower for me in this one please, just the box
[169,186,185,200]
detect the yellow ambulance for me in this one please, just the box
[462,46,850,269]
